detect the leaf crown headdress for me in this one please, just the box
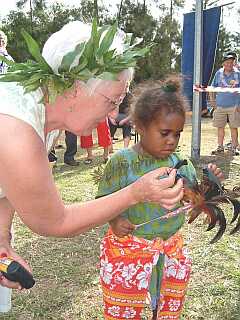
[0,19,151,103]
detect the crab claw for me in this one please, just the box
[227,198,240,224]
[229,215,240,235]
[208,205,227,244]
[188,207,201,224]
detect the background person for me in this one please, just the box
[81,118,111,164]
[0,21,184,294]
[108,93,132,153]
[210,53,240,155]
[64,130,79,166]
[0,30,13,74]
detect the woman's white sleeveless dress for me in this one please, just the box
[0,82,59,312]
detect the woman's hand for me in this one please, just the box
[0,244,32,290]
[130,167,183,210]
[207,163,224,181]
[110,216,135,238]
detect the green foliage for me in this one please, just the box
[212,26,234,78]
[0,18,150,102]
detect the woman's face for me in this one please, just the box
[62,76,129,136]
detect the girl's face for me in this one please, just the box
[137,112,185,159]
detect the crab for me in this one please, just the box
[175,160,240,243]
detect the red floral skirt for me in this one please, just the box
[100,230,191,319]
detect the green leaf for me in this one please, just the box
[102,49,116,63]
[123,33,133,51]
[24,81,41,94]
[21,30,52,71]
[0,55,15,67]
[70,56,88,74]
[97,22,118,59]
[0,73,28,82]
[75,68,94,81]
[21,73,43,87]
[95,24,109,50]
[129,37,143,49]
[59,42,85,73]
[98,72,118,81]
[91,17,98,55]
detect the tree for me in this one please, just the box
[213,26,236,76]
[167,0,185,69]
[192,0,220,10]
[93,0,99,23]
[1,0,185,81]
[16,0,47,33]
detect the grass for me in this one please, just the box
[1,118,240,320]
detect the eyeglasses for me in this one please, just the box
[97,91,126,111]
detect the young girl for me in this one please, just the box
[97,77,222,320]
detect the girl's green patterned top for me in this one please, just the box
[97,147,196,240]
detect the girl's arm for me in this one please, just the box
[109,216,135,237]
[0,115,183,237]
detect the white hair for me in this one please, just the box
[42,21,129,74]
[86,68,134,96]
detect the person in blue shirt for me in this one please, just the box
[210,53,240,155]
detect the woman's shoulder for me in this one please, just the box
[0,82,45,141]
[0,82,42,106]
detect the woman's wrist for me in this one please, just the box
[127,179,144,205]
[0,231,12,245]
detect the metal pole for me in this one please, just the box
[191,0,203,160]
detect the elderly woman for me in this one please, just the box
[0,20,183,301]
[0,30,14,74]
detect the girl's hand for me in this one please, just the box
[0,244,32,290]
[131,167,184,210]
[110,216,135,238]
[207,163,224,181]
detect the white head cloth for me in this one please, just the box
[42,21,127,74]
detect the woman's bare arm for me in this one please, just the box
[0,115,183,237]
[0,197,14,245]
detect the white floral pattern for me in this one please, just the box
[164,256,189,281]
[108,306,121,317]
[136,263,152,290]
[121,263,137,281]
[100,257,113,285]
[168,299,181,312]
[122,307,137,319]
